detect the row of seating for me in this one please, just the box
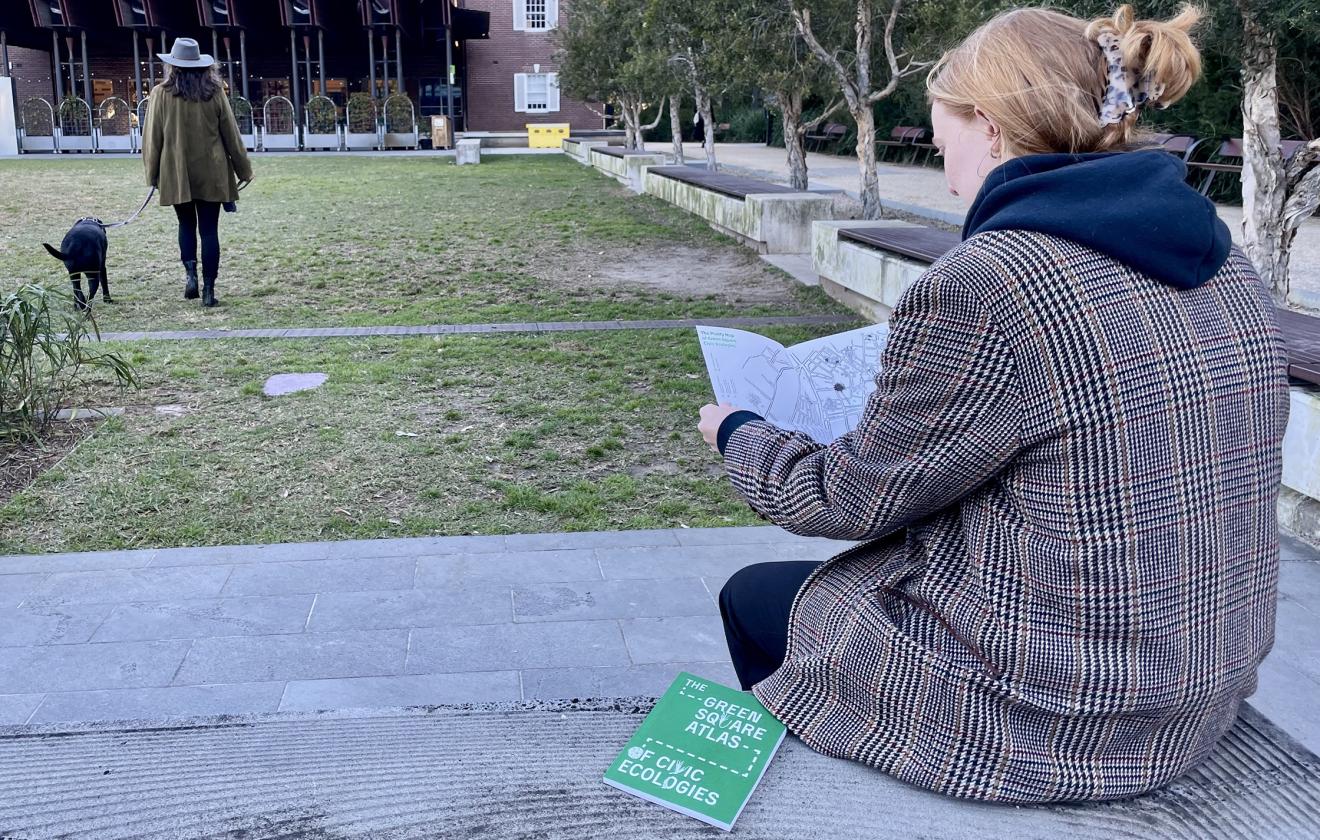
[803,122,1312,197]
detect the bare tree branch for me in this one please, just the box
[792,6,857,107]
[641,96,667,131]
[882,0,903,90]
[803,98,847,131]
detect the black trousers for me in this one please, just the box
[174,200,222,281]
[718,561,821,690]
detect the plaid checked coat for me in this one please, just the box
[723,230,1291,803]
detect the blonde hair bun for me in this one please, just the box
[927,4,1205,156]
[1084,4,1203,110]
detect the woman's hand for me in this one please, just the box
[699,403,742,453]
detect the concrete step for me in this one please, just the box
[2,700,1318,839]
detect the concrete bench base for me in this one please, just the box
[645,170,835,254]
[1282,387,1320,542]
[455,138,481,165]
[3,700,1316,839]
[563,137,606,163]
[589,148,667,193]
[812,220,931,320]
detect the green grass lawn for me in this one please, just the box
[0,155,839,332]
[0,326,851,554]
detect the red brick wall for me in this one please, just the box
[462,0,602,132]
[6,46,56,104]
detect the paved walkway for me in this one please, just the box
[2,525,1318,759]
[679,142,1320,310]
[90,314,855,343]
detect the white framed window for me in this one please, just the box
[513,0,558,31]
[514,72,560,113]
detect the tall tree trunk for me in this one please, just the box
[694,83,717,171]
[779,90,809,191]
[668,94,684,164]
[1238,10,1290,302]
[853,106,881,218]
[618,96,638,150]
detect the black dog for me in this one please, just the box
[43,217,112,311]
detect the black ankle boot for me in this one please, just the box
[202,276,218,308]
[183,260,199,299]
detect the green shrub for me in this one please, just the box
[0,284,137,442]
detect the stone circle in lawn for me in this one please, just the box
[263,373,328,397]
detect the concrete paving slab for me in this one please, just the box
[415,549,601,587]
[406,621,629,672]
[262,372,328,397]
[0,639,191,693]
[306,585,513,631]
[620,616,728,665]
[0,572,50,607]
[280,672,521,711]
[512,578,716,622]
[503,528,680,551]
[1270,598,1320,684]
[1252,654,1320,755]
[22,566,232,607]
[27,682,286,724]
[521,662,739,699]
[0,549,155,574]
[0,693,44,724]
[0,603,112,647]
[1,702,1314,840]
[89,595,316,642]
[220,557,414,596]
[173,630,409,685]
[760,252,820,286]
[1280,559,1320,616]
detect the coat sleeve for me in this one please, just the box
[721,270,1023,541]
[217,94,253,182]
[142,94,163,188]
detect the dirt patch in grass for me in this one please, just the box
[571,245,799,305]
[0,420,101,506]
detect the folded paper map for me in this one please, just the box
[696,323,891,444]
[603,673,787,831]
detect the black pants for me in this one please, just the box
[174,200,221,280]
[718,561,821,690]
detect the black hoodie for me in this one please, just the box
[962,150,1233,290]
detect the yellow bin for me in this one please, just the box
[527,123,571,149]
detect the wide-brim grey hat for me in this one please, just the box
[158,38,214,68]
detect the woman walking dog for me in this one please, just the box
[700,4,1289,804]
[143,38,253,308]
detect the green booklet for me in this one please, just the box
[603,672,787,831]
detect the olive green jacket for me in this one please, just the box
[142,84,253,206]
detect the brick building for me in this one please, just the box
[0,0,603,136]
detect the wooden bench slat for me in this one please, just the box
[591,146,661,159]
[838,224,1320,386]
[647,166,804,199]
[839,226,961,264]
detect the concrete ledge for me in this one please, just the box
[643,170,834,254]
[812,220,931,320]
[589,148,667,193]
[2,701,1316,839]
[563,137,606,164]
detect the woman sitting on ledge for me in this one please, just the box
[699,4,1290,804]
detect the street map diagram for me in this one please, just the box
[696,323,891,444]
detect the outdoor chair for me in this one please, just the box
[805,122,848,153]
[875,126,931,164]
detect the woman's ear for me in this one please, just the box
[973,108,1003,158]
